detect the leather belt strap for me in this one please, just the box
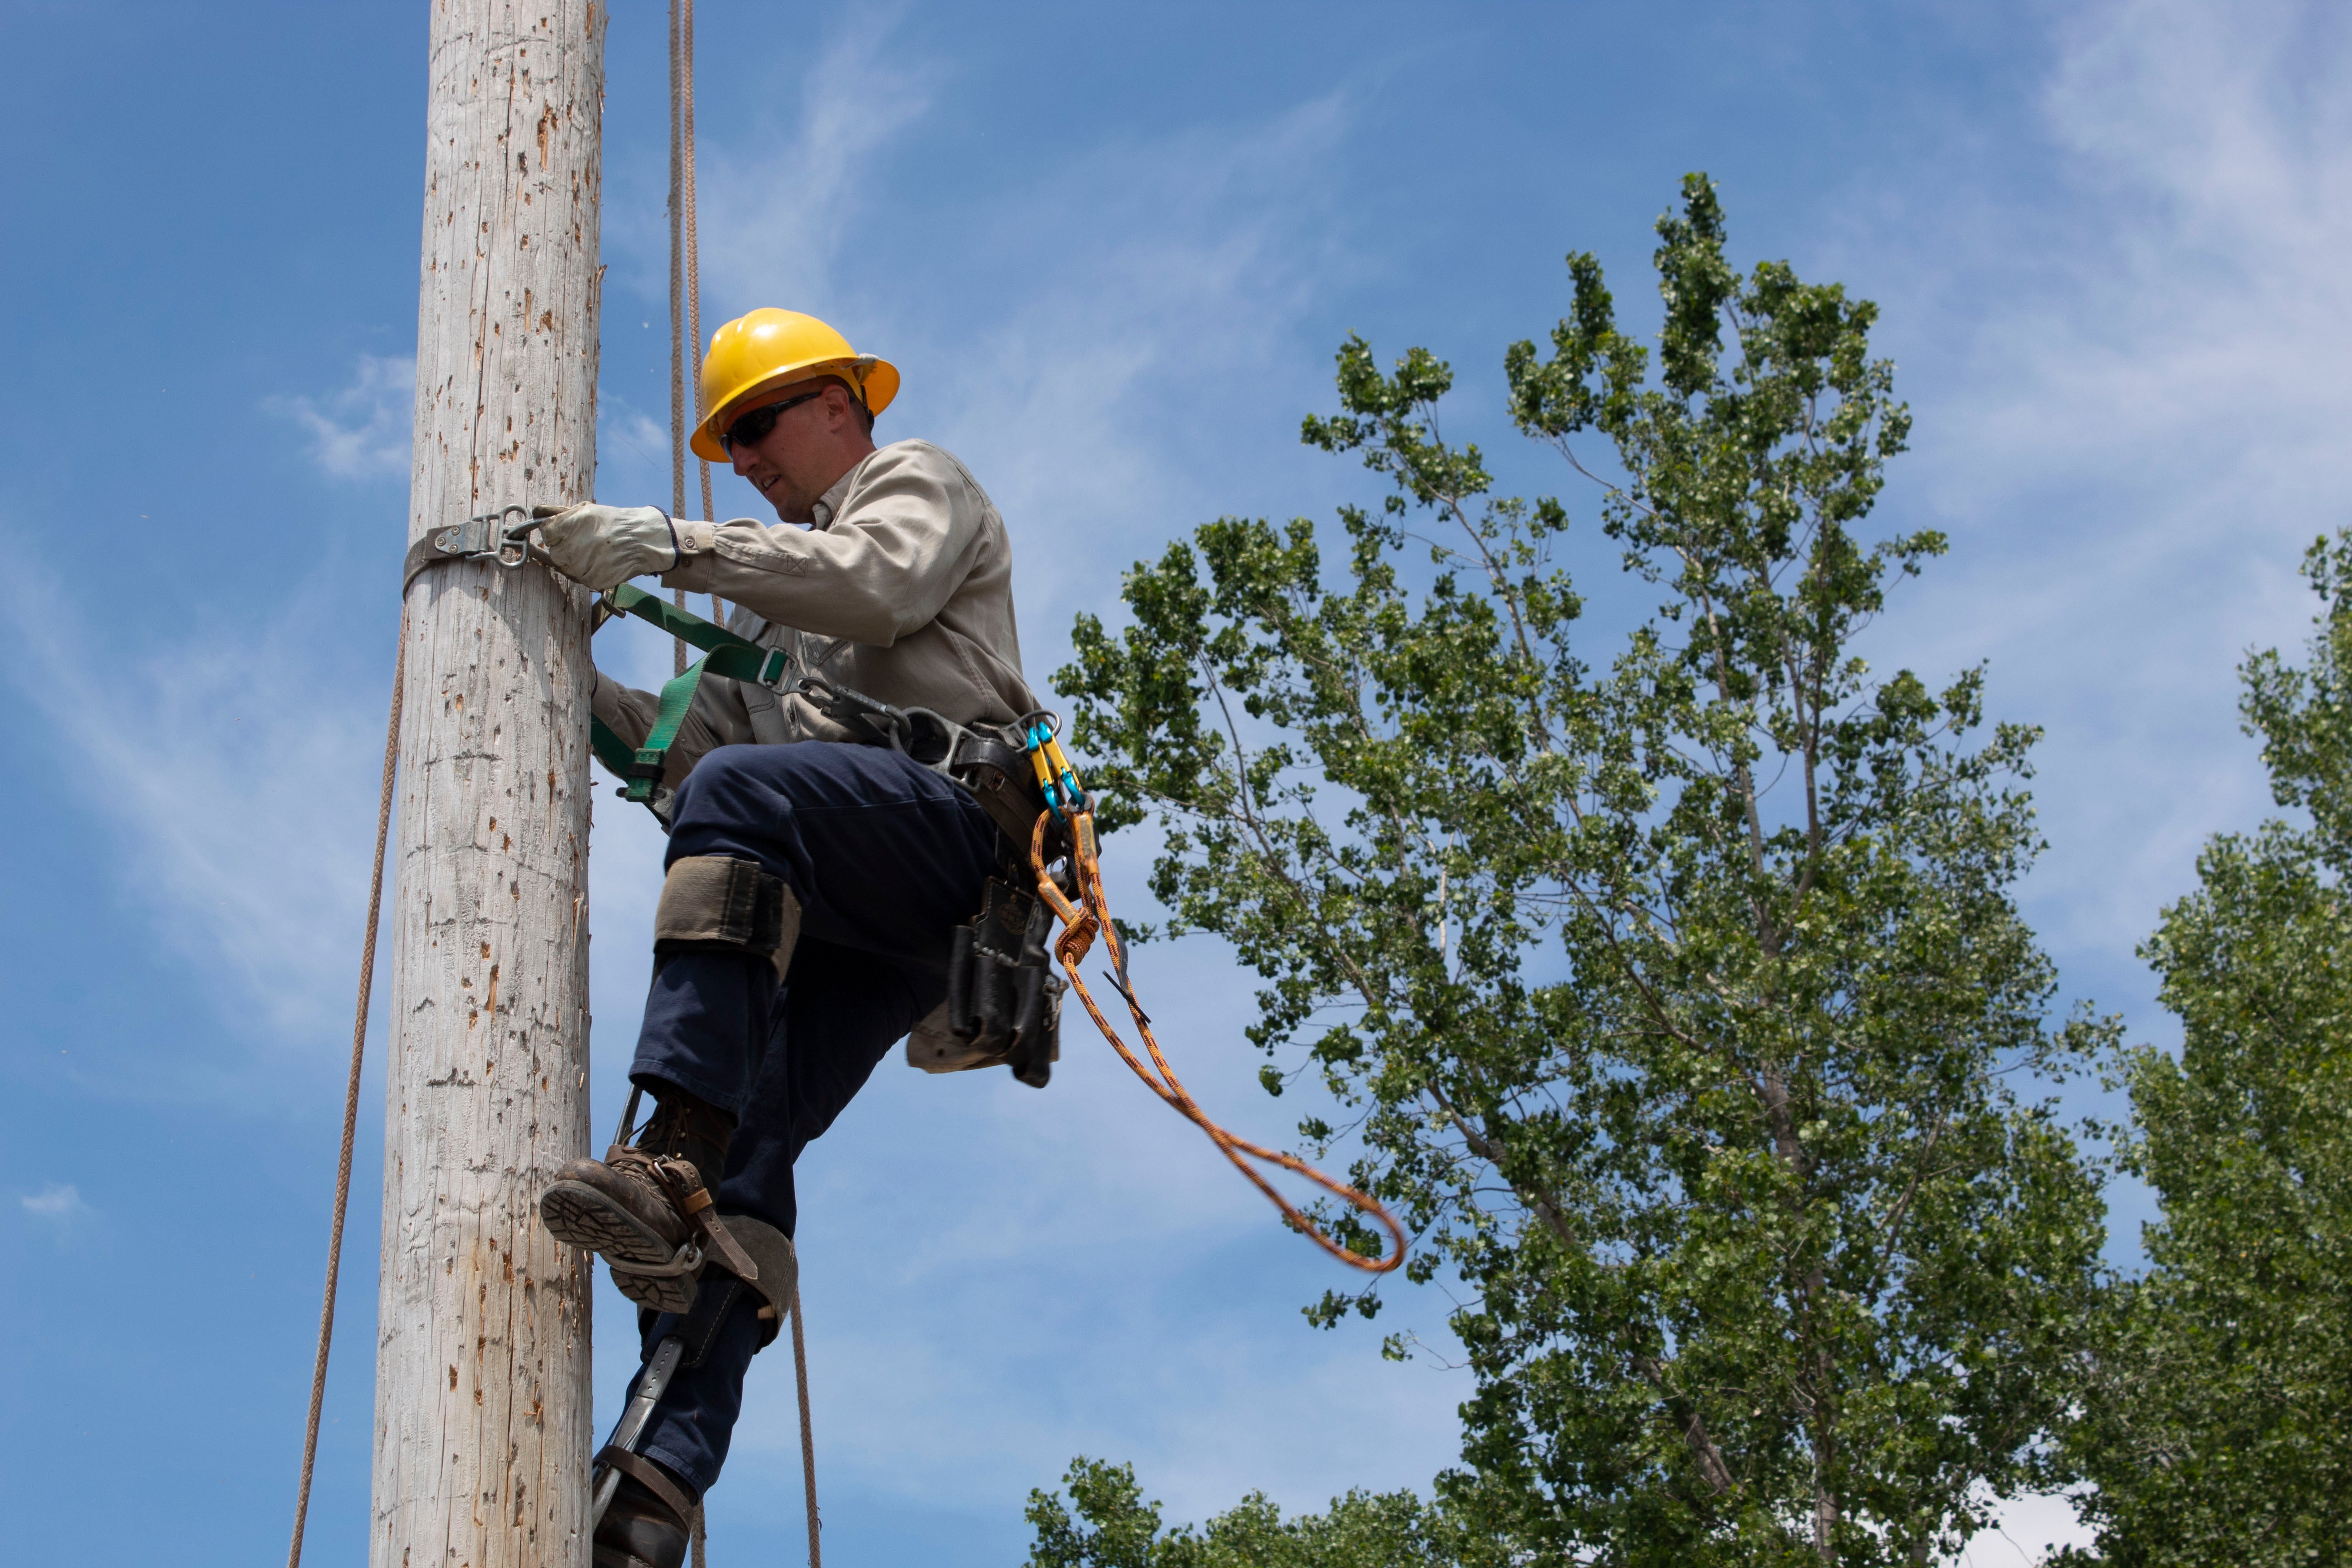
[401,505,537,593]
[945,731,1052,851]
[595,1445,699,1526]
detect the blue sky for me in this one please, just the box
[3,1,2347,1563]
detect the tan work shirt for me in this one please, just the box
[590,439,1038,788]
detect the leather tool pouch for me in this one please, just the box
[907,876,1062,1087]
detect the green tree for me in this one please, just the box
[1058,176,2108,1565]
[1024,1457,1485,1568]
[2059,531,2352,1565]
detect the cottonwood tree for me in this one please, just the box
[1024,1458,1488,1568]
[2058,531,2352,1565]
[1059,176,2107,1566]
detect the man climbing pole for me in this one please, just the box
[531,308,1044,1568]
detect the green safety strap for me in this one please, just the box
[589,584,793,808]
[588,714,638,784]
[606,582,776,664]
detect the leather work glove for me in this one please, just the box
[529,503,679,591]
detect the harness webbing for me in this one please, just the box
[588,715,638,793]
[592,583,788,807]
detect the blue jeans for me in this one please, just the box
[622,741,1002,1497]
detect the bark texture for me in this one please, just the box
[375,4,606,1565]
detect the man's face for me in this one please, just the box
[725,379,871,524]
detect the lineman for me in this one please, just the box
[532,309,1040,1568]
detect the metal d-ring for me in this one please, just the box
[489,504,535,568]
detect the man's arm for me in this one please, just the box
[590,669,759,791]
[661,442,985,646]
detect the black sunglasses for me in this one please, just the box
[720,388,825,454]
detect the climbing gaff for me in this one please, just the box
[590,1333,688,1530]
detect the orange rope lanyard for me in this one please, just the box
[1029,808,1406,1274]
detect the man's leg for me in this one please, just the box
[630,739,1005,1136]
[545,742,1000,1287]
[547,742,1001,1566]
[627,937,934,1502]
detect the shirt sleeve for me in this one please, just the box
[659,443,984,647]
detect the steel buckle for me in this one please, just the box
[430,503,535,568]
[790,673,911,749]
[897,706,966,770]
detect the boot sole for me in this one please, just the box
[539,1181,699,1313]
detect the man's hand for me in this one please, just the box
[529,503,678,591]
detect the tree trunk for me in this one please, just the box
[374,4,606,1565]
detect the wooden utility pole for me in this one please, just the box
[377,4,606,1565]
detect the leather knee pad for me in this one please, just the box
[654,856,800,979]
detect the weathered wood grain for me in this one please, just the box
[377,4,606,1564]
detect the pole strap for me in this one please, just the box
[400,505,537,593]
[589,715,639,787]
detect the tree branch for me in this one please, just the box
[1634,1354,1737,1496]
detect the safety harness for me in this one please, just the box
[416,510,1406,1275]
[584,580,1050,857]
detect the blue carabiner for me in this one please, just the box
[1024,718,1088,820]
[1025,720,1064,819]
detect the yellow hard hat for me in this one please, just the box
[691,308,900,461]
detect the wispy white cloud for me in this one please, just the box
[20,1183,90,1225]
[1836,0,2352,981]
[690,6,946,319]
[599,402,672,477]
[1967,0,2352,544]
[269,354,417,480]
[0,559,385,1068]
[919,93,1357,605]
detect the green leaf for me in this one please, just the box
[1054,176,2104,1567]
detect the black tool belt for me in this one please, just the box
[789,672,1053,858]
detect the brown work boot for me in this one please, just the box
[541,1093,734,1313]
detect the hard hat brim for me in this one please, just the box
[690,357,901,463]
